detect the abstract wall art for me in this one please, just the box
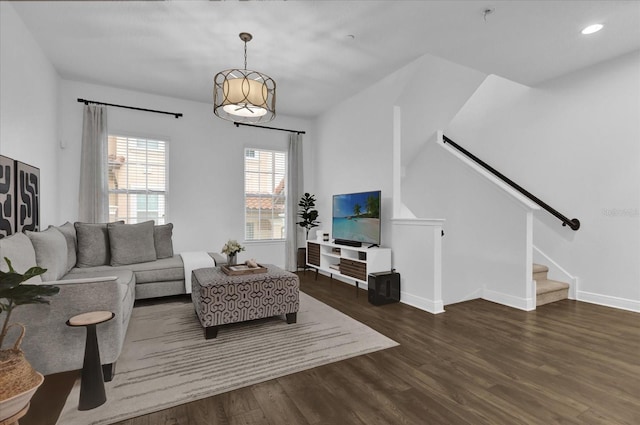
[15,160,40,233]
[0,155,15,239]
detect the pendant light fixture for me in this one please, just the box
[213,32,276,123]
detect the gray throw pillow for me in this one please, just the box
[154,223,174,259]
[0,232,43,283]
[108,220,157,266]
[26,227,68,281]
[75,221,124,268]
[52,222,77,273]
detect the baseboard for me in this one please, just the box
[400,291,445,314]
[576,291,640,313]
[483,288,535,311]
[444,288,483,306]
[320,271,445,314]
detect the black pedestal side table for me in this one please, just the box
[66,311,115,410]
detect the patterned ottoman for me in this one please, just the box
[191,264,300,339]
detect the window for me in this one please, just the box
[244,148,286,241]
[245,222,255,240]
[108,135,168,224]
[137,139,160,150]
[136,193,160,222]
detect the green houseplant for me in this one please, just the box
[297,193,320,240]
[0,257,58,420]
[0,258,58,348]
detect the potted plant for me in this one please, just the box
[0,257,59,421]
[297,193,320,240]
[221,240,245,266]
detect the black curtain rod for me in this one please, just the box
[77,98,183,119]
[233,122,305,135]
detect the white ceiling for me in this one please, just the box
[11,1,640,119]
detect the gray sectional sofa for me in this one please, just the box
[0,220,224,378]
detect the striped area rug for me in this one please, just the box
[56,292,398,425]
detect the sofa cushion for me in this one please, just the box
[66,255,184,284]
[26,227,68,281]
[75,222,111,267]
[126,255,183,283]
[75,221,123,268]
[52,222,77,273]
[0,232,42,283]
[154,223,174,259]
[135,280,185,300]
[108,221,157,266]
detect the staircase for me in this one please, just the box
[533,264,569,306]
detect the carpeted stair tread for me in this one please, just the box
[533,263,549,274]
[536,278,569,306]
[536,279,570,294]
[533,263,549,281]
[533,264,570,306]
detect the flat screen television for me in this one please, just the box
[332,190,381,247]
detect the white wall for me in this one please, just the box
[446,51,640,311]
[313,70,396,246]
[313,52,487,303]
[396,54,487,169]
[57,80,314,267]
[0,2,60,228]
[403,139,535,308]
[392,219,444,313]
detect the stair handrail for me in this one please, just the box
[443,135,580,231]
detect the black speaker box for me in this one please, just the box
[368,271,400,306]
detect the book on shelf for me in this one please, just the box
[329,264,340,271]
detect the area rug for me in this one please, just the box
[56,292,398,425]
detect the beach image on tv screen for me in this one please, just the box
[332,191,381,244]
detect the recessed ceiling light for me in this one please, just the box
[581,24,603,35]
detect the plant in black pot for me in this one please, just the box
[0,257,58,421]
[297,193,320,240]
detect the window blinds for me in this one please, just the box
[108,135,168,224]
[244,149,286,240]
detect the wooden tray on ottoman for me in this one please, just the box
[221,264,268,276]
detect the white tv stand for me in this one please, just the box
[306,240,391,290]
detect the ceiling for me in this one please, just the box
[10,1,640,119]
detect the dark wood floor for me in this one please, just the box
[25,272,640,425]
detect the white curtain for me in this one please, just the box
[285,133,304,271]
[78,105,108,223]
